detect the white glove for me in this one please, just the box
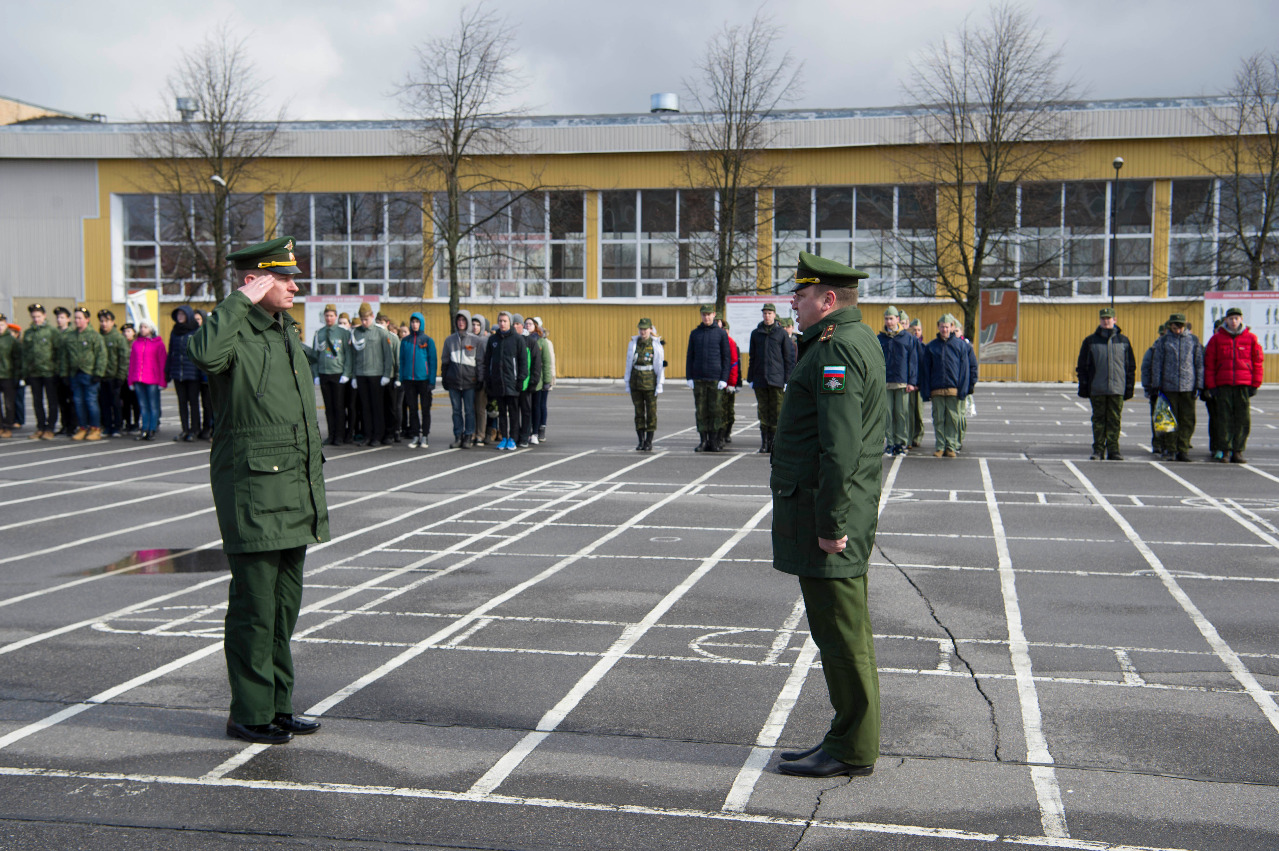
[18,379,25,387]
[380,377,391,387]
[546,384,554,392]
[728,386,738,394]
[351,378,358,389]
[655,387,663,395]
[686,380,694,390]
[394,379,402,387]
[339,375,350,384]
[716,380,727,390]
[747,381,754,389]
[314,376,320,386]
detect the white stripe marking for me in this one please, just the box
[979,458,1067,839]
[1151,462,1279,549]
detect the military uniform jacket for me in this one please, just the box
[0,332,20,380]
[188,292,330,555]
[22,323,57,378]
[306,324,353,377]
[56,327,76,377]
[350,324,395,378]
[102,328,130,380]
[770,306,886,579]
[64,327,107,377]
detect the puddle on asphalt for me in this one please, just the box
[81,548,228,576]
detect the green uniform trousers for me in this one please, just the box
[798,573,880,766]
[631,388,657,431]
[885,388,911,448]
[722,389,736,429]
[1215,386,1252,452]
[911,390,924,445]
[756,386,784,431]
[1165,391,1197,455]
[693,380,723,432]
[1089,395,1124,454]
[225,545,306,725]
[1205,395,1223,453]
[930,395,962,452]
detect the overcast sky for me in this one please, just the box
[4,0,1277,122]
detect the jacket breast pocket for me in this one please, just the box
[772,479,799,539]
[246,452,304,515]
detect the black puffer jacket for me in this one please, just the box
[485,327,527,397]
[748,321,795,388]
[1076,325,1135,399]
[166,305,203,382]
[686,322,730,382]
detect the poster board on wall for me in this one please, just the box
[1204,291,1279,354]
[725,295,794,356]
[978,289,1019,365]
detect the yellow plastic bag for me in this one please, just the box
[1153,393,1177,434]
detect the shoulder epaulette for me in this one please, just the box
[819,324,836,342]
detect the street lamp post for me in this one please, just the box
[1108,156,1124,312]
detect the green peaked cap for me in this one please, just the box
[793,250,868,291]
[227,236,303,275]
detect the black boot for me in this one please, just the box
[643,431,654,451]
[766,430,775,453]
[636,430,646,451]
[723,429,732,444]
[758,430,768,453]
[695,431,707,452]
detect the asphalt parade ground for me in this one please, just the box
[0,383,1276,851]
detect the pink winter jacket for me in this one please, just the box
[127,335,169,387]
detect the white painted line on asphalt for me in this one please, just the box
[979,458,1068,839]
[1151,462,1279,549]
[0,479,210,533]
[761,596,806,666]
[467,493,768,797]
[1225,498,1279,535]
[0,449,208,490]
[0,442,157,471]
[1243,463,1279,486]
[0,457,206,507]
[1065,460,1279,737]
[723,451,904,812]
[0,764,1213,851]
[722,636,818,812]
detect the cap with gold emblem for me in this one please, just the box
[227,236,303,275]
[1099,307,1115,319]
[792,250,869,292]
[98,309,115,320]
[27,303,44,314]
[53,306,71,317]
[323,303,337,314]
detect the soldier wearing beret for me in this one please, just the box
[686,304,731,452]
[52,306,79,436]
[188,236,328,745]
[624,317,665,451]
[304,303,353,446]
[98,309,130,437]
[748,302,794,454]
[66,307,107,441]
[22,304,59,439]
[1076,307,1135,460]
[0,314,19,438]
[771,251,885,778]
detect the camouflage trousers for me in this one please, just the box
[756,386,784,431]
[693,380,723,432]
[631,389,657,431]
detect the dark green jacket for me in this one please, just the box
[101,328,130,380]
[22,322,58,378]
[64,327,107,377]
[0,332,20,380]
[770,306,886,579]
[188,292,329,555]
[304,324,354,377]
[56,327,76,377]
[350,324,395,378]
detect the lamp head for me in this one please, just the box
[1112,157,1124,171]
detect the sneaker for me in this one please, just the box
[408,436,421,448]
[517,441,529,449]
[529,435,539,445]
[1212,451,1225,462]
[449,437,462,449]
[538,426,547,441]
[495,438,506,450]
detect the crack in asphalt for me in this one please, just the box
[877,543,1003,762]
[789,776,852,851]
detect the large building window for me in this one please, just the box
[119,194,264,299]
[773,185,937,298]
[978,180,1153,298]
[600,189,726,299]
[1170,177,1279,295]
[276,193,423,298]
[432,191,585,300]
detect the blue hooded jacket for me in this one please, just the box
[920,333,976,400]
[399,312,437,384]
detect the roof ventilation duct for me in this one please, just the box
[650,93,679,114]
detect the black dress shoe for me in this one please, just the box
[226,719,293,744]
[778,748,873,778]
[779,742,823,762]
[273,713,321,735]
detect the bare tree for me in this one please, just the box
[397,4,544,317]
[681,11,801,313]
[898,2,1076,333]
[135,25,286,302]
[1184,52,1279,291]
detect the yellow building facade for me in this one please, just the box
[1,99,1276,382]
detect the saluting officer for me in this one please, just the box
[771,252,885,778]
[188,236,328,745]
[624,317,665,451]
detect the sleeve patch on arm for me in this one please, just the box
[821,365,847,394]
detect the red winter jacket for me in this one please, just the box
[1204,326,1264,389]
[727,336,742,387]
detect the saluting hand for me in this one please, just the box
[818,536,847,555]
[237,274,275,305]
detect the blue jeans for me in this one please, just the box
[534,388,549,430]
[137,383,161,431]
[449,387,476,436]
[70,372,101,428]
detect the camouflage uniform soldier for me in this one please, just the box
[624,317,665,451]
[21,304,59,439]
[685,304,730,452]
[98,309,130,437]
[773,252,885,778]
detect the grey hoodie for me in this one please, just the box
[441,309,486,391]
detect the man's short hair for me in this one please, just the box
[496,311,511,321]
[815,283,858,307]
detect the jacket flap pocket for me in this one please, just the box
[247,454,297,474]
[770,476,797,497]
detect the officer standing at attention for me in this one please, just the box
[771,252,886,778]
[624,317,665,451]
[747,302,794,454]
[188,236,328,746]
[305,303,353,446]
[686,304,730,452]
